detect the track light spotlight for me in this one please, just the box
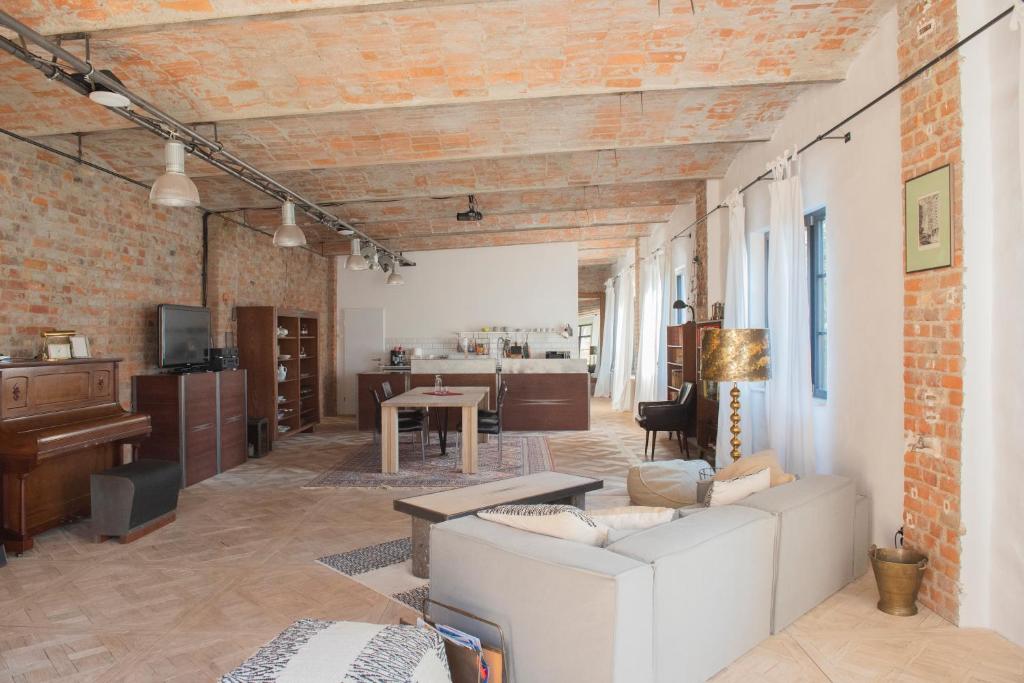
[150,140,200,208]
[273,201,306,247]
[347,238,368,271]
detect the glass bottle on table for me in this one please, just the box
[434,374,444,394]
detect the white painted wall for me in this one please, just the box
[335,242,579,404]
[958,0,1024,646]
[338,242,578,339]
[716,9,905,547]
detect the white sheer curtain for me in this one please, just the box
[1015,4,1024,196]
[635,249,666,408]
[715,190,753,466]
[611,268,636,412]
[658,245,674,394]
[593,278,616,397]
[766,151,816,477]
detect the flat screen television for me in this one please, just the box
[158,304,211,369]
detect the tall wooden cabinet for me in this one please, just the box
[665,319,722,460]
[133,369,247,487]
[236,307,321,445]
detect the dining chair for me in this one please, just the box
[370,387,428,461]
[455,381,510,462]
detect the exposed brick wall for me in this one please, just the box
[0,133,202,401]
[693,181,710,320]
[207,213,337,416]
[578,263,612,293]
[898,0,965,624]
[0,134,337,414]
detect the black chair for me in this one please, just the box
[635,382,696,460]
[456,382,509,461]
[370,387,428,461]
[381,381,428,431]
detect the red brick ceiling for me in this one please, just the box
[0,0,895,263]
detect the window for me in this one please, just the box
[578,323,593,361]
[806,208,828,399]
[673,267,686,323]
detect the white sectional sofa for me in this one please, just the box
[429,474,870,683]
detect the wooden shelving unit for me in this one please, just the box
[237,306,321,446]
[665,322,697,402]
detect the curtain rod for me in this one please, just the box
[668,3,1016,244]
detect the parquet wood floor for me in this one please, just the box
[1,399,1020,682]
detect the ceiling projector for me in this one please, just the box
[456,194,483,221]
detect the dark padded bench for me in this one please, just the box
[91,459,181,543]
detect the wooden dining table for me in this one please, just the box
[380,385,490,475]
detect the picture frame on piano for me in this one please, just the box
[47,341,72,360]
[70,335,91,358]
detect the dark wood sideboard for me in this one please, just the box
[0,359,152,553]
[132,370,247,487]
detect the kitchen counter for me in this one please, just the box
[500,358,588,374]
[358,356,590,431]
[412,358,497,374]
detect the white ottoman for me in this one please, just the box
[627,459,709,507]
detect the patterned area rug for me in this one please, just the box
[318,538,428,613]
[304,434,552,488]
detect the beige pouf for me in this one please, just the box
[627,459,710,507]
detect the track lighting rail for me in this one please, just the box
[0,10,414,267]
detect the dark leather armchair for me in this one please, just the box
[635,382,696,460]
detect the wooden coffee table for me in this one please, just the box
[393,471,604,578]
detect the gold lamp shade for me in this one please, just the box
[700,328,771,462]
[701,328,771,382]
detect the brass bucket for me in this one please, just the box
[869,545,928,616]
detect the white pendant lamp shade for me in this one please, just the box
[273,201,306,247]
[386,262,405,285]
[87,70,131,108]
[149,140,200,207]
[347,238,368,270]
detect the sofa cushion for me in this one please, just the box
[590,506,677,531]
[478,504,606,546]
[706,467,771,506]
[626,459,708,507]
[712,450,796,487]
[220,619,451,683]
[606,506,775,683]
[430,516,654,683]
[735,474,856,633]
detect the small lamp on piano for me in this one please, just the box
[700,328,771,462]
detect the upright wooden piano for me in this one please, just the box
[0,359,151,553]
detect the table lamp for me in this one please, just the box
[672,299,695,322]
[700,328,771,462]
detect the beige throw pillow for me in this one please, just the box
[589,506,677,531]
[706,467,771,506]
[712,449,796,487]
[477,504,606,546]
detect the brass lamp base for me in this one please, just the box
[728,382,742,462]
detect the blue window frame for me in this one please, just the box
[806,208,828,399]
[674,272,685,323]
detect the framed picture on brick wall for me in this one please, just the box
[905,165,952,273]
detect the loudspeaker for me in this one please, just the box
[248,417,270,458]
[207,347,239,371]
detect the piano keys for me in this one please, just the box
[0,359,151,553]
